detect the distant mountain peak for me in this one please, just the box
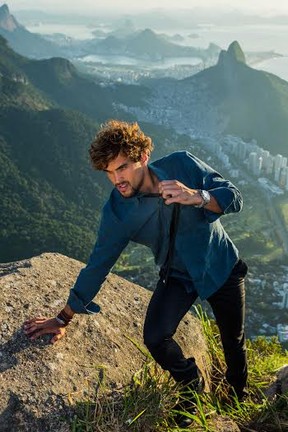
[0,3,20,32]
[218,40,246,67]
[227,41,246,63]
[0,3,9,15]
[134,28,162,42]
[142,28,155,36]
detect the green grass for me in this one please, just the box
[70,306,288,432]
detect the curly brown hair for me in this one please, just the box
[89,120,154,170]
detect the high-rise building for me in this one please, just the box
[260,150,270,171]
[237,141,247,160]
[277,324,288,342]
[248,152,262,176]
[274,154,284,182]
[266,155,274,175]
[274,154,285,171]
[280,167,288,189]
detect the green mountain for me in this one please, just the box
[0,3,63,58]
[0,35,118,263]
[141,41,288,156]
[0,109,104,262]
[86,28,221,61]
[197,41,288,154]
[0,32,149,118]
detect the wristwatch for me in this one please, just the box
[194,189,211,208]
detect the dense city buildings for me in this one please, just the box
[221,135,288,193]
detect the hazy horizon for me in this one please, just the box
[5,0,288,16]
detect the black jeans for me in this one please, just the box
[143,259,248,394]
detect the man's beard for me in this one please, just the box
[116,175,145,197]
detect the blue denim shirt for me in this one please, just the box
[67,151,242,314]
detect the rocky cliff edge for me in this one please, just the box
[0,253,211,431]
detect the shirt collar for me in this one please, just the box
[148,162,170,182]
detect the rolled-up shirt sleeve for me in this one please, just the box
[67,204,129,314]
[182,152,243,223]
[203,171,243,222]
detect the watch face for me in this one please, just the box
[194,189,210,208]
[203,190,210,200]
[202,190,211,204]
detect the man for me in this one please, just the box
[24,120,248,427]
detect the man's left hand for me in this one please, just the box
[159,180,202,206]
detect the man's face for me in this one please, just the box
[104,153,148,198]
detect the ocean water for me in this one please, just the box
[26,23,97,39]
[255,56,288,82]
[188,24,288,54]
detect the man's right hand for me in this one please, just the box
[23,317,66,344]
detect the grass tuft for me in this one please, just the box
[71,305,288,431]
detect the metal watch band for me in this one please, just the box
[194,189,211,208]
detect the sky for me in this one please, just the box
[5,0,288,15]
